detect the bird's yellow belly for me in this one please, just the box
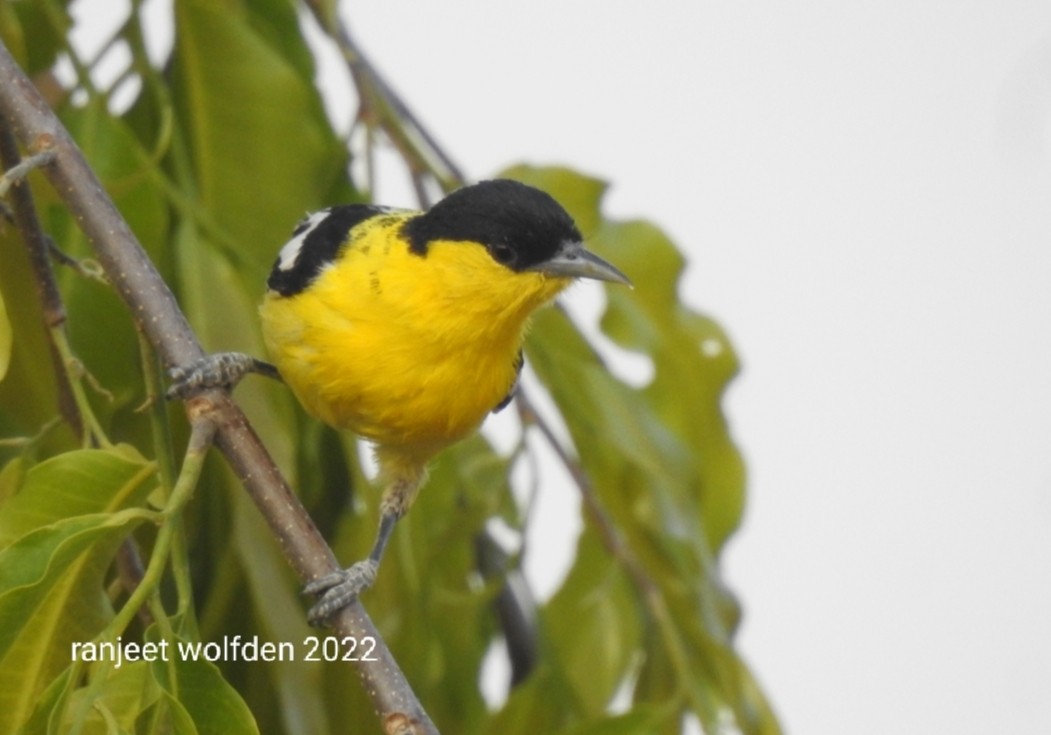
[259,291,519,454]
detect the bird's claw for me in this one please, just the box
[304,559,378,626]
[166,352,258,400]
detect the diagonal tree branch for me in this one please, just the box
[0,41,438,735]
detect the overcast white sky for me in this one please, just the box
[70,1,1051,732]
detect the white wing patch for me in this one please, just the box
[276,209,332,272]
[275,204,412,274]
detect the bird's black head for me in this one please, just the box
[401,179,583,271]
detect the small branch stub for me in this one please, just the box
[384,712,427,735]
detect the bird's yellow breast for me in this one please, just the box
[259,215,570,459]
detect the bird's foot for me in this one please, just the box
[304,559,378,626]
[166,352,278,399]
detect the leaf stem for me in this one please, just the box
[48,326,114,448]
[137,327,198,630]
[0,149,55,196]
[105,420,213,642]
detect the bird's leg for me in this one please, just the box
[303,472,420,625]
[166,352,282,399]
[303,512,397,625]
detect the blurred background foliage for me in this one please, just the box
[0,0,781,733]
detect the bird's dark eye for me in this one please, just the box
[488,242,515,266]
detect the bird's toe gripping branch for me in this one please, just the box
[303,509,401,625]
[304,559,379,626]
[166,352,281,400]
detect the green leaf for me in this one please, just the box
[0,511,149,658]
[171,0,352,279]
[480,665,575,735]
[20,661,163,735]
[0,448,156,733]
[13,664,73,735]
[0,530,134,734]
[0,0,71,74]
[557,706,674,735]
[543,527,639,715]
[600,222,746,550]
[0,456,24,505]
[58,99,171,266]
[0,230,65,446]
[157,695,204,735]
[0,445,155,544]
[152,635,260,735]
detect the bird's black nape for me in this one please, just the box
[401,179,583,271]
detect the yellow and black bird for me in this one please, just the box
[170,179,630,623]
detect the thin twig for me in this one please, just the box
[0,136,62,327]
[515,389,659,602]
[0,147,116,447]
[0,120,80,433]
[46,236,109,283]
[0,40,438,735]
[0,149,56,197]
[302,0,464,204]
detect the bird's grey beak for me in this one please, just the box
[529,241,632,286]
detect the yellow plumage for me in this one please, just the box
[260,214,569,472]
